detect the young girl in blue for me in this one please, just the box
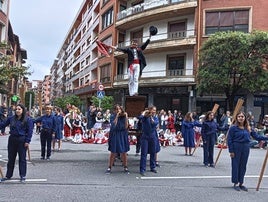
[106,105,129,174]
[0,104,33,183]
[228,111,268,191]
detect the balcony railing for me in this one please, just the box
[117,29,194,48]
[117,0,196,20]
[114,68,192,81]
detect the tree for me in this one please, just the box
[91,96,114,111]
[0,42,31,93]
[197,31,268,111]
[53,95,82,111]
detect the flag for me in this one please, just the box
[96,40,111,57]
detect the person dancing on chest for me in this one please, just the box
[114,36,150,96]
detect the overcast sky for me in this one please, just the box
[9,0,83,82]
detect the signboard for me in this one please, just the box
[11,95,19,102]
[98,84,104,91]
[97,91,105,99]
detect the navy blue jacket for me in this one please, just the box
[34,114,56,133]
[0,116,33,143]
[228,125,268,153]
[117,39,150,76]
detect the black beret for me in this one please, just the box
[149,26,158,36]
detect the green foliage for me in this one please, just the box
[25,91,35,110]
[54,95,82,110]
[91,96,114,111]
[197,31,268,109]
[0,42,31,90]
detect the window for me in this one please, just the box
[167,54,185,76]
[102,8,113,30]
[205,10,249,35]
[169,21,186,38]
[131,29,143,44]
[117,61,124,75]
[100,64,111,83]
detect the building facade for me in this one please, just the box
[0,0,28,106]
[50,0,268,118]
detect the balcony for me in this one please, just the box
[116,0,197,30]
[113,69,195,88]
[115,31,196,56]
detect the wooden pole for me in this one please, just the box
[191,104,219,155]
[0,165,4,178]
[27,146,31,161]
[256,149,268,191]
[214,98,244,167]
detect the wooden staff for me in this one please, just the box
[214,98,244,166]
[27,146,31,161]
[256,148,268,191]
[0,165,4,178]
[191,104,219,155]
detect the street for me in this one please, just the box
[0,132,268,202]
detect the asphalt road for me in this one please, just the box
[0,131,268,202]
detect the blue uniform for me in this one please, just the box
[108,113,129,153]
[35,114,56,159]
[181,120,201,148]
[228,125,268,184]
[0,116,33,179]
[201,120,219,166]
[54,114,64,140]
[140,115,159,173]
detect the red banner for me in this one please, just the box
[96,40,111,57]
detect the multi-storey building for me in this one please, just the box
[42,75,51,105]
[51,0,268,117]
[0,0,28,106]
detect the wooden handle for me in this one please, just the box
[0,166,4,178]
[256,149,268,191]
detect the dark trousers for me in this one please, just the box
[136,134,141,153]
[231,142,250,184]
[203,134,216,165]
[140,136,156,172]
[40,129,53,158]
[6,135,27,178]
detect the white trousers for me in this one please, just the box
[128,63,140,96]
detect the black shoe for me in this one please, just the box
[0,177,11,182]
[150,169,157,173]
[140,172,145,176]
[156,162,161,167]
[239,185,248,192]
[105,168,111,174]
[209,164,215,168]
[233,184,240,191]
[124,167,130,174]
[40,157,45,160]
[20,177,26,183]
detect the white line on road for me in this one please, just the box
[1,179,47,183]
[137,175,268,180]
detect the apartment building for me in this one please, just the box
[0,0,28,106]
[197,0,268,118]
[51,0,268,116]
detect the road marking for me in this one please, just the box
[138,175,268,180]
[1,179,47,183]
[0,159,8,163]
